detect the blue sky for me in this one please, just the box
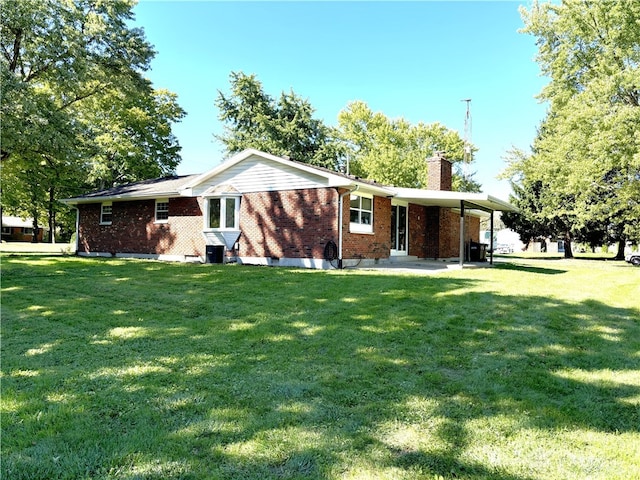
[133,0,548,199]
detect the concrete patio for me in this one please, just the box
[351,258,497,275]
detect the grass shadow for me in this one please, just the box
[494,262,567,275]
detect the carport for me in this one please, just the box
[389,188,518,268]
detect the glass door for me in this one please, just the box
[390,204,407,255]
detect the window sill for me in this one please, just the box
[349,223,373,234]
[154,220,169,224]
[99,222,112,226]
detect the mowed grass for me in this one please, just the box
[1,255,639,480]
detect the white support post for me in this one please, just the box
[459,201,465,268]
[489,210,494,265]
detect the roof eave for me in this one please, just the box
[61,191,182,205]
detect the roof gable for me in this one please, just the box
[182,149,351,194]
[184,154,340,196]
[181,149,394,197]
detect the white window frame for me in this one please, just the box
[2,226,11,235]
[349,193,374,234]
[100,202,113,225]
[390,201,409,255]
[155,198,169,223]
[204,196,241,231]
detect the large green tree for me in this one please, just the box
[1,0,184,241]
[215,72,343,170]
[507,0,640,258]
[82,87,184,190]
[337,101,480,191]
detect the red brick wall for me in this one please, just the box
[408,204,427,258]
[342,193,391,260]
[424,206,441,258]
[76,188,481,262]
[438,209,481,258]
[439,209,460,258]
[78,198,204,256]
[422,206,480,259]
[469,216,480,242]
[238,188,392,261]
[238,188,339,259]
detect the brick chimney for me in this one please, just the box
[426,152,452,191]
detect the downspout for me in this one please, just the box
[338,185,359,269]
[71,205,79,254]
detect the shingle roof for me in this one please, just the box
[63,174,199,204]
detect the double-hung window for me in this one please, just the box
[206,196,240,230]
[350,194,373,233]
[100,203,113,225]
[155,199,169,222]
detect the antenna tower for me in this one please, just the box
[462,99,472,165]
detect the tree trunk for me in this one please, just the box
[31,218,40,243]
[614,238,626,260]
[563,231,573,258]
[48,187,56,243]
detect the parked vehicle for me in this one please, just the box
[495,244,514,254]
[625,252,640,266]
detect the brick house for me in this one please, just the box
[1,216,48,242]
[62,149,515,268]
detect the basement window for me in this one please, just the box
[350,194,373,233]
[100,203,113,225]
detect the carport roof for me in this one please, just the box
[389,187,517,212]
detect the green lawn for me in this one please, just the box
[2,255,639,480]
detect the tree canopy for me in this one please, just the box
[216,73,479,191]
[1,0,185,240]
[215,72,342,170]
[337,101,479,191]
[503,0,640,257]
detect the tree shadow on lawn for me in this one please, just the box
[493,262,567,275]
[2,257,639,479]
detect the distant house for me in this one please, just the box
[62,149,515,269]
[1,216,47,243]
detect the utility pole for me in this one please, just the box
[459,99,473,266]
